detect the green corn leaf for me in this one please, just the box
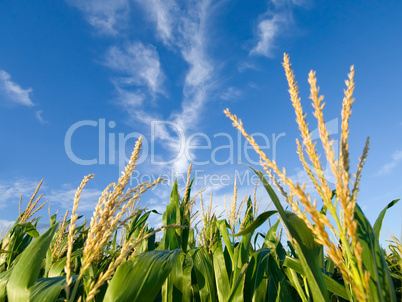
[267,254,293,301]
[244,248,270,302]
[0,222,40,270]
[24,223,40,240]
[125,211,152,241]
[212,233,231,302]
[30,276,77,302]
[0,250,17,254]
[231,244,243,302]
[0,269,13,302]
[225,263,248,302]
[373,199,399,240]
[217,220,234,263]
[283,256,349,300]
[161,180,180,250]
[354,204,397,302]
[103,249,180,302]
[283,267,308,302]
[232,211,277,237]
[162,252,193,301]
[7,224,58,302]
[48,248,83,278]
[180,177,194,253]
[187,228,196,250]
[251,167,330,302]
[325,257,335,275]
[49,214,57,227]
[263,220,280,249]
[229,198,255,302]
[191,248,218,302]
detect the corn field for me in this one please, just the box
[0,55,400,302]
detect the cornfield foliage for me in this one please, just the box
[0,55,401,302]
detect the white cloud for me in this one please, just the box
[115,87,145,108]
[170,0,215,173]
[131,0,215,174]
[0,70,46,122]
[48,187,102,212]
[250,15,283,57]
[134,0,177,44]
[66,0,130,35]
[220,87,242,101]
[105,42,164,95]
[0,178,102,215]
[71,0,216,175]
[35,110,47,123]
[378,150,402,175]
[0,219,14,235]
[272,0,311,7]
[0,179,42,209]
[0,70,34,107]
[237,62,259,73]
[250,0,310,58]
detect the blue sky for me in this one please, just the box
[0,0,401,243]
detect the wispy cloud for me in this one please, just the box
[378,150,402,175]
[48,187,102,212]
[237,62,259,73]
[66,0,130,35]
[134,0,177,44]
[114,86,145,109]
[132,0,216,173]
[272,0,311,7]
[250,0,309,57]
[0,178,102,214]
[0,70,34,107]
[0,219,15,235]
[220,86,242,101]
[105,42,164,95]
[0,70,46,122]
[35,110,47,123]
[0,179,43,209]
[250,15,283,57]
[103,41,165,137]
[68,0,218,174]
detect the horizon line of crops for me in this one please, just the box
[0,54,401,301]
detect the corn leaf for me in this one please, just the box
[231,198,255,302]
[103,249,180,302]
[232,211,277,237]
[162,252,193,301]
[191,248,218,302]
[0,269,12,302]
[373,199,399,240]
[283,267,308,302]
[225,263,248,302]
[212,233,231,302]
[30,276,77,302]
[263,220,280,249]
[251,167,330,302]
[7,224,57,302]
[244,248,270,302]
[48,248,83,278]
[267,254,292,301]
[283,256,349,300]
[180,177,194,253]
[161,180,180,250]
[354,204,396,302]
[217,220,234,263]
[0,222,39,270]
